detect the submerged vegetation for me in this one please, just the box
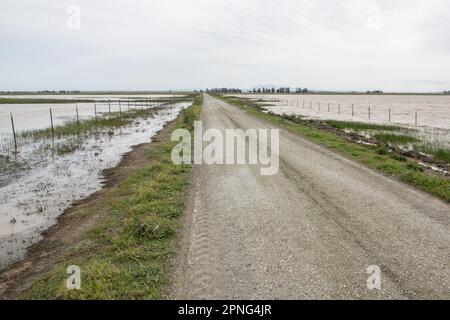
[20,108,160,140]
[324,120,404,132]
[11,102,194,157]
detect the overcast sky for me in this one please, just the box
[1,0,450,92]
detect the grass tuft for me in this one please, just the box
[374,133,418,144]
[324,120,404,132]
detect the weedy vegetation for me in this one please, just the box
[23,95,202,299]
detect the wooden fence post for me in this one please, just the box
[76,105,80,129]
[10,113,17,153]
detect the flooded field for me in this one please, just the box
[0,102,191,269]
[239,94,450,130]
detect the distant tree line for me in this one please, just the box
[0,90,82,94]
[249,87,309,94]
[444,90,450,95]
[206,88,242,93]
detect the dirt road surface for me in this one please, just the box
[173,94,449,299]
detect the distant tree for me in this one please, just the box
[367,90,383,94]
[205,88,242,94]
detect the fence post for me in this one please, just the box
[10,113,17,153]
[368,107,371,119]
[50,108,55,144]
[119,101,122,115]
[76,105,80,128]
[351,104,354,117]
[108,100,111,114]
[328,103,330,112]
[415,110,418,126]
[338,104,341,114]
[94,103,98,121]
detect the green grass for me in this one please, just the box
[324,120,404,132]
[433,149,450,163]
[23,95,202,299]
[219,95,450,203]
[0,95,194,104]
[418,144,450,163]
[373,133,418,144]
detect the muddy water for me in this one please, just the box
[0,102,191,270]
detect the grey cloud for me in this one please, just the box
[0,0,449,91]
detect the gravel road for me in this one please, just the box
[173,94,449,299]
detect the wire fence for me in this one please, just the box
[246,95,450,129]
[0,98,175,155]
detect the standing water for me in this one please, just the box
[0,102,191,270]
